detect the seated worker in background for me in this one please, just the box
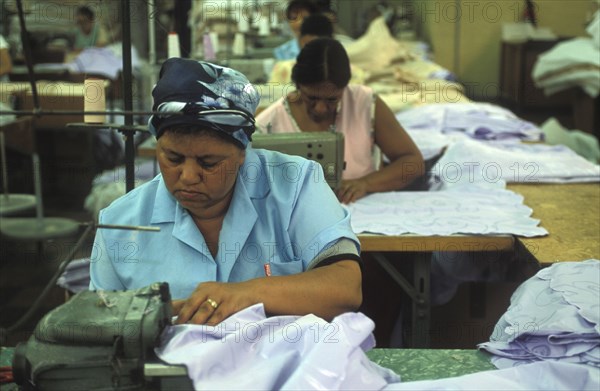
[89,58,362,325]
[257,38,425,204]
[73,5,109,52]
[0,34,12,80]
[273,0,319,60]
[269,13,368,85]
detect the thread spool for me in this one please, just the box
[209,32,219,54]
[238,15,249,33]
[270,10,279,29]
[258,16,270,36]
[251,10,261,28]
[168,32,181,58]
[203,32,216,61]
[232,33,245,56]
[84,78,106,124]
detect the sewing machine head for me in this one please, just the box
[12,283,178,390]
[251,131,345,190]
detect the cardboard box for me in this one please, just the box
[16,81,86,130]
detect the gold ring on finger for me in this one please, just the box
[206,298,218,310]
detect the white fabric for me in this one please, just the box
[57,258,91,293]
[345,17,400,72]
[64,44,143,80]
[156,304,599,390]
[395,103,543,142]
[479,260,600,370]
[434,138,600,184]
[403,127,451,160]
[156,304,400,390]
[395,102,543,160]
[532,37,600,98]
[346,183,547,237]
[383,361,599,390]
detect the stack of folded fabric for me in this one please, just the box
[478,259,599,369]
[395,102,544,142]
[532,10,600,99]
[56,258,91,293]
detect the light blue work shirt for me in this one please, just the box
[273,39,300,60]
[90,148,359,299]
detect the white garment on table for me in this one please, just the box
[479,260,600,371]
[346,183,547,237]
[156,304,400,390]
[434,137,600,184]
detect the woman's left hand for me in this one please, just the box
[173,281,258,326]
[336,179,369,204]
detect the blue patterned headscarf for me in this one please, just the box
[148,58,260,148]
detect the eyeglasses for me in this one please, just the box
[298,88,342,107]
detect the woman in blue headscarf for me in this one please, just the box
[89,58,362,325]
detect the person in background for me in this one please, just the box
[273,0,319,60]
[0,34,12,80]
[90,58,362,325]
[257,37,424,204]
[73,5,109,52]
[297,12,333,48]
[269,13,368,86]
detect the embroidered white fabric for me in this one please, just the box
[347,184,548,237]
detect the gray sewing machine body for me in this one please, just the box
[251,131,345,190]
[12,282,193,390]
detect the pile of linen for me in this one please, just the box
[478,259,599,369]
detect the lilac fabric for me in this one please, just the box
[56,258,91,293]
[156,303,600,390]
[66,46,141,80]
[479,260,600,369]
[155,304,400,390]
[395,103,543,142]
[383,361,599,390]
[433,138,600,184]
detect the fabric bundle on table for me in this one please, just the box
[56,258,91,293]
[530,9,599,98]
[383,360,598,390]
[156,304,400,390]
[156,303,600,390]
[395,102,543,142]
[433,137,600,185]
[346,183,548,237]
[478,259,600,370]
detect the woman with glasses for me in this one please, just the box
[256,37,425,204]
[89,58,362,325]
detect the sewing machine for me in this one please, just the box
[12,283,195,390]
[251,131,345,190]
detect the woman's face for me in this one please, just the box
[288,8,311,38]
[298,82,344,123]
[157,131,245,216]
[76,14,93,35]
